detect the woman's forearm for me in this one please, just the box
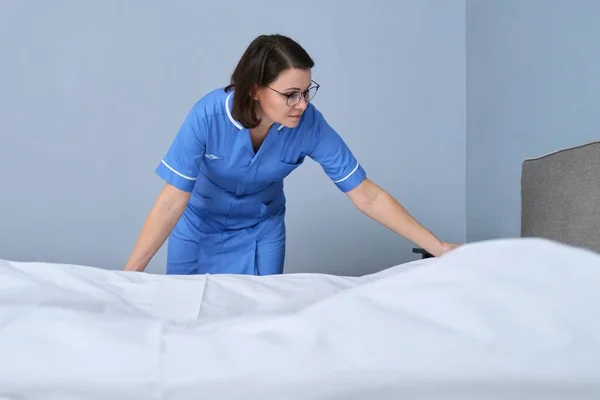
[349,179,445,257]
[124,184,190,272]
[364,190,444,256]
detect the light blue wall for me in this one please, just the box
[0,1,466,275]
[466,0,600,241]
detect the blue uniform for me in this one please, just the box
[155,88,367,275]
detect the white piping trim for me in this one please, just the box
[161,160,197,181]
[333,161,360,183]
[225,92,243,130]
[225,92,286,132]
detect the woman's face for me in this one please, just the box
[255,68,313,128]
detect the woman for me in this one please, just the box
[124,34,458,275]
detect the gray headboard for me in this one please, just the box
[521,141,600,253]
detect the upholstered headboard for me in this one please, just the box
[521,141,600,253]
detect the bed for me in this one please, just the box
[1,142,600,400]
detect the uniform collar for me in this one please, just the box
[225,91,285,131]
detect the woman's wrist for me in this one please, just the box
[424,238,445,257]
[408,226,445,257]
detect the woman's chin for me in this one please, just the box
[282,115,301,127]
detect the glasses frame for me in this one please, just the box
[266,80,320,107]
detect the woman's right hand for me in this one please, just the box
[439,242,461,256]
[124,183,190,272]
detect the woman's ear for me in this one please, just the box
[249,85,259,100]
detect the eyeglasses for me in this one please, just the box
[266,80,320,107]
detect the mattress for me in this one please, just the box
[1,238,599,399]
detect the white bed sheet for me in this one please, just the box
[1,238,600,399]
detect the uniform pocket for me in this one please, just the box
[260,191,286,216]
[279,157,304,167]
[188,193,212,213]
[278,158,304,179]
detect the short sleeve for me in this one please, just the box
[155,104,206,192]
[307,107,367,192]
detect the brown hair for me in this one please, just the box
[224,34,314,129]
